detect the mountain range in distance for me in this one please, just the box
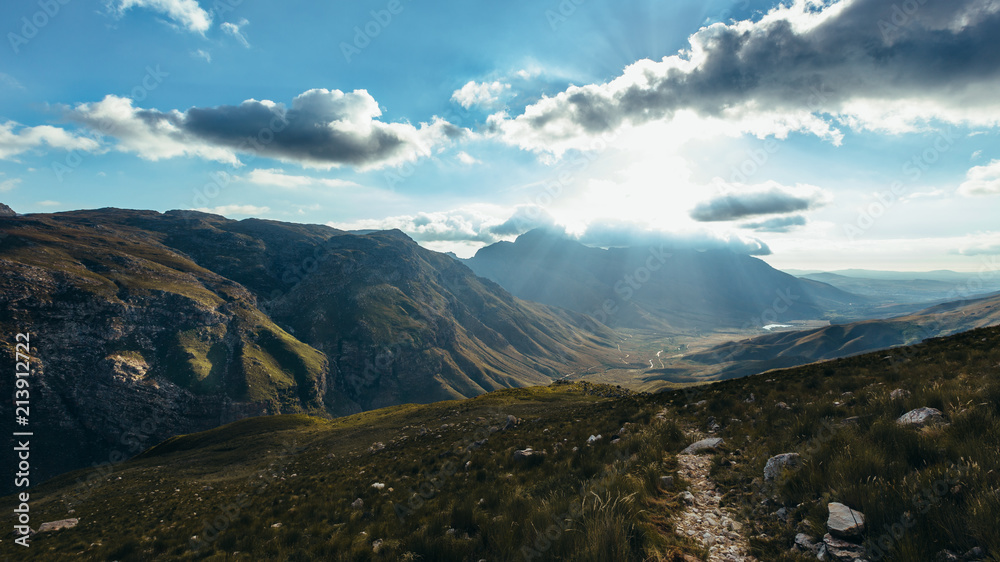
[3,206,1000,494]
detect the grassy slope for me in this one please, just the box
[11,384,697,561]
[8,326,1000,561]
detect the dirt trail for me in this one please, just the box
[673,429,756,562]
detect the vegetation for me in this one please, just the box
[10,326,1000,560]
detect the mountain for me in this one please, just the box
[0,202,15,216]
[13,325,1000,560]
[464,228,867,332]
[0,209,615,491]
[646,290,1000,383]
[792,271,1000,304]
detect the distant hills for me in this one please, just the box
[646,290,1000,384]
[794,271,1000,305]
[464,228,867,332]
[0,209,615,490]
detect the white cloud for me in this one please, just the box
[243,168,359,189]
[221,18,250,48]
[0,121,103,161]
[0,73,24,91]
[193,204,270,216]
[36,200,61,207]
[67,89,464,170]
[456,151,480,165]
[959,160,1000,196]
[108,0,212,34]
[451,81,512,110]
[192,49,212,63]
[331,207,507,243]
[0,175,22,192]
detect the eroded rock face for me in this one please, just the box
[826,502,865,538]
[0,203,16,217]
[764,453,801,481]
[897,407,945,427]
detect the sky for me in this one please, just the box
[1,0,1000,272]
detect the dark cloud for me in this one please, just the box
[496,0,1000,148]
[690,186,828,222]
[68,89,464,169]
[740,215,807,233]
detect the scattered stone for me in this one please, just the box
[660,475,674,489]
[764,453,801,481]
[680,437,724,455]
[840,416,861,427]
[794,533,821,555]
[351,498,364,509]
[822,533,867,561]
[586,434,602,445]
[898,407,945,427]
[826,502,865,538]
[513,448,543,463]
[706,416,721,433]
[371,482,385,490]
[890,388,911,400]
[369,442,386,453]
[271,522,282,529]
[679,491,695,505]
[965,547,985,559]
[503,415,520,430]
[775,401,790,410]
[37,519,78,532]
[372,539,383,553]
[774,507,788,522]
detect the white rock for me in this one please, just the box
[826,502,865,538]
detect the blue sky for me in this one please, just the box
[1,0,999,271]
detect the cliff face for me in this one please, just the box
[0,209,614,491]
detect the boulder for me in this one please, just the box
[680,437,723,455]
[678,491,695,505]
[897,407,945,427]
[826,502,865,538]
[660,475,674,489]
[763,453,801,481]
[586,434,603,445]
